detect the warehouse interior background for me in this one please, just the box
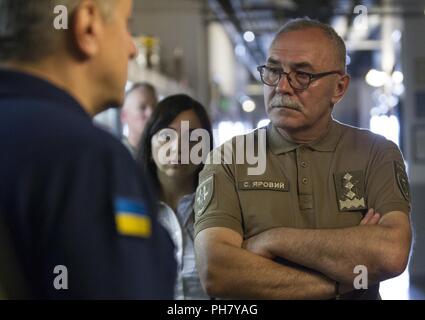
[93,0,425,299]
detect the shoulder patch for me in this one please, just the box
[334,171,367,211]
[114,198,151,238]
[195,175,214,217]
[394,161,410,202]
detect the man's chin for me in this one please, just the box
[100,96,125,113]
[270,116,303,132]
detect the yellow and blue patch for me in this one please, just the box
[114,198,151,238]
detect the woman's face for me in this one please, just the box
[151,109,205,179]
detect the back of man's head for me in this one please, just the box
[0,0,114,63]
[0,0,138,116]
[1,1,63,62]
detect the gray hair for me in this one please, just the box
[272,18,347,71]
[0,0,114,63]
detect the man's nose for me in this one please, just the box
[275,73,293,94]
[129,39,138,60]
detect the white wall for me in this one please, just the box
[131,0,209,105]
[208,22,236,97]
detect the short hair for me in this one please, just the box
[0,0,114,63]
[272,18,347,71]
[126,82,158,100]
[136,94,213,202]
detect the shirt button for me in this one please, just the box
[301,161,308,168]
[302,177,308,184]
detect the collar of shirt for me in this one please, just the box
[0,68,89,119]
[267,118,344,154]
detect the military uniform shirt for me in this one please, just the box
[194,119,410,299]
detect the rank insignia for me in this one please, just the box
[195,175,214,217]
[394,161,410,202]
[334,171,367,211]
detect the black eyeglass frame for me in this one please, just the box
[257,65,344,90]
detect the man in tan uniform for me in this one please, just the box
[194,18,412,299]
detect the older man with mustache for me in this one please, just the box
[194,18,412,300]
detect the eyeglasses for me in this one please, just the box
[257,65,343,90]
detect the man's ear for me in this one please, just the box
[71,0,105,59]
[331,74,350,105]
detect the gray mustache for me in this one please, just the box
[270,95,302,110]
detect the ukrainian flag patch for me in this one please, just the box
[114,198,151,238]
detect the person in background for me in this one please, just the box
[121,82,158,155]
[0,0,176,299]
[137,94,213,300]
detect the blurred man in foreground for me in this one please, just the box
[0,0,175,299]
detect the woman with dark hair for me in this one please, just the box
[136,94,213,300]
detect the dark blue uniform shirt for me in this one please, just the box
[0,69,176,299]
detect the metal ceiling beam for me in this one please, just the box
[208,0,265,81]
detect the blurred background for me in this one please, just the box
[95,0,425,299]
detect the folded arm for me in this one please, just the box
[195,226,340,300]
[243,210,412,286]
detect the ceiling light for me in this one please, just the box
[243,31,255,43]
[242,99,256,113]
